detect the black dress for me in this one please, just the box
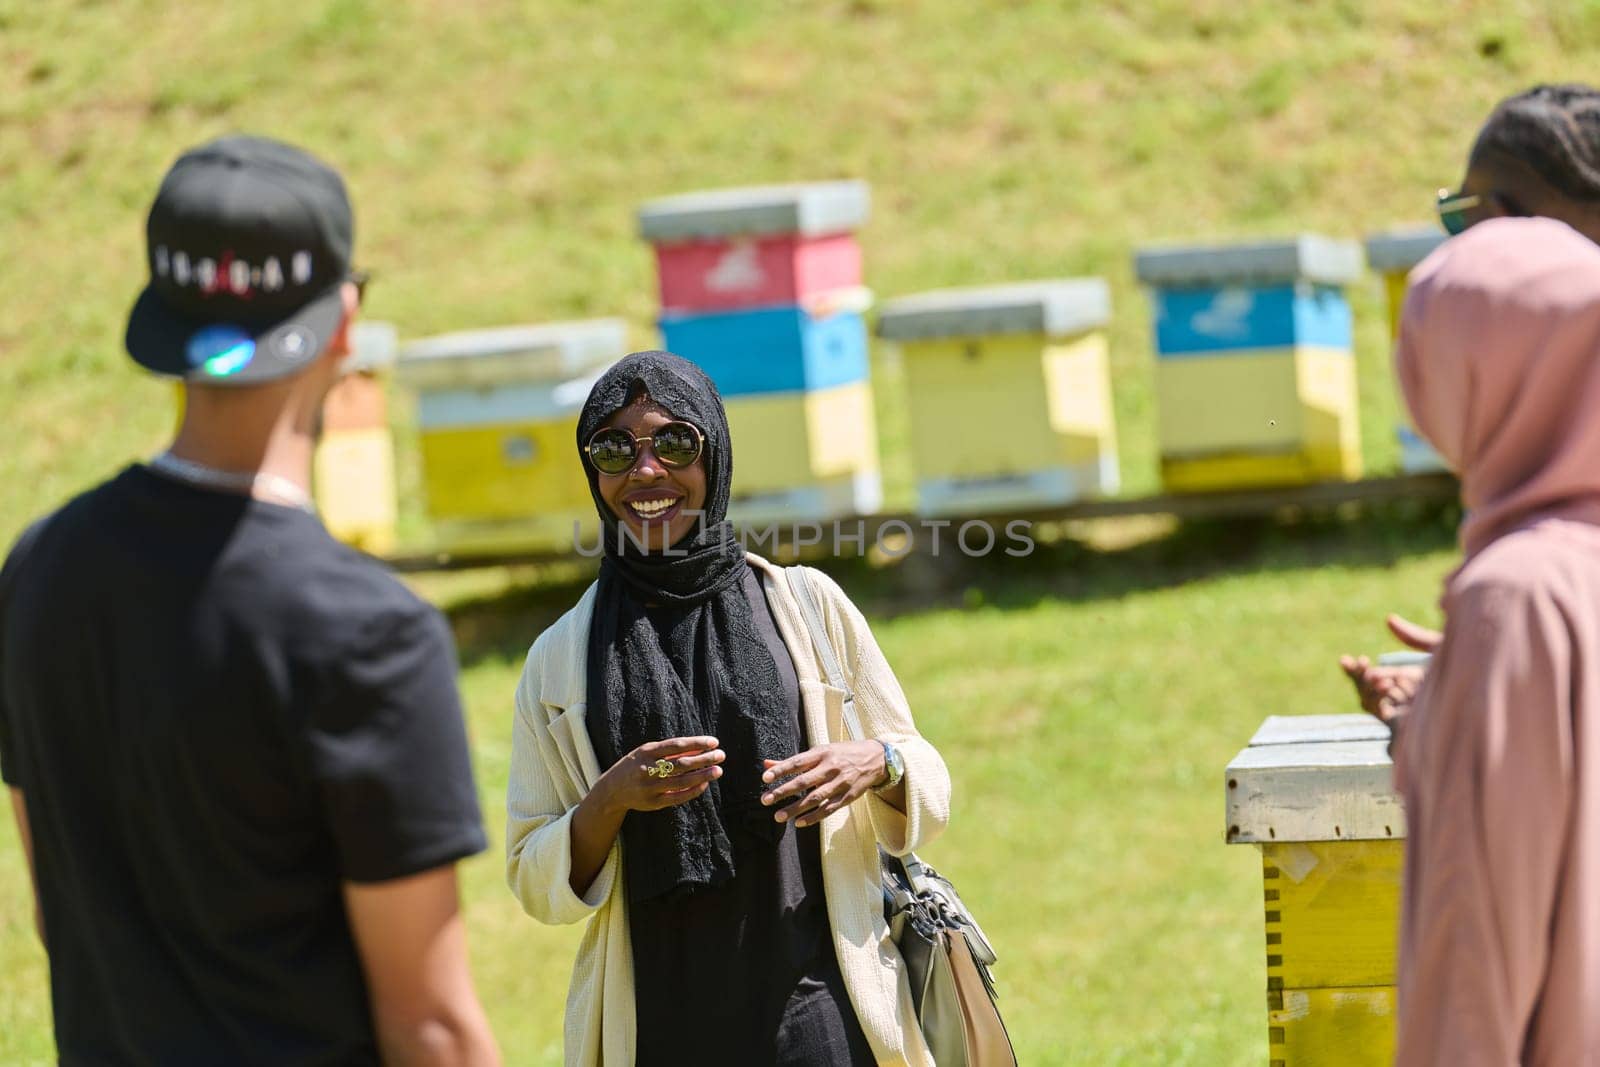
[629,565,876,1067]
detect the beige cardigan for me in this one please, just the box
[505,554,950,1066]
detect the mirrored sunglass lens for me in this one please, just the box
[1439,208,1467,236]
[589,431,636,473]
[653,424,700,465]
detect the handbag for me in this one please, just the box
[788,567,1018,1067]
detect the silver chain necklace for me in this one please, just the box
[147,452,316,514]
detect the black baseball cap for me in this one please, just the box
[125,134,355,385]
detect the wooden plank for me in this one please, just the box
[1262,841,1403,989]
[1268,985,1396,1067]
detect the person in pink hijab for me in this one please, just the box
[1342,83,1600,715]
[1388,215,1600,1066]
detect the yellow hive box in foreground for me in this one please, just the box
[877,279,1120,515]
[1225,714,1405,1067]
[397,321,627,554]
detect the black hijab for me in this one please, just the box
[577,351,794,904]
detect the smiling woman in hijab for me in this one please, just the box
[1382,217,1600,1065]
[504,351,950,1067]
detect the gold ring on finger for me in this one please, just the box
[645,758,678,779]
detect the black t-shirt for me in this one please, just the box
[0,466,487,1066]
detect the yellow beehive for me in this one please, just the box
[877,280,1119,515]
[1136,237,1365,492]
[1366,228,1449,474]
[396,321,627,554]
[1225,714,1405,1067]
[722,379,882,524]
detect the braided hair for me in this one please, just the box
[1477,84,1600,201]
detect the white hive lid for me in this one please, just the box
[1225,714,1404,844]
[396,319,629,390]
[1135,234,1364,288]
[637,180,870,243]
[876,279,1111,341]
[1365,226,1448,272]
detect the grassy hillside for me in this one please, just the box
[5,0,1600,547]
[1,0,1593,1062]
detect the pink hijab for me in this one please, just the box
[1397,215,1600,556]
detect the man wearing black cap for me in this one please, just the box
[0,135,501,1065]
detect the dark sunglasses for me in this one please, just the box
[1435,188,1523,237]
[585,420,704,476]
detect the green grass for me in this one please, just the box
[0,0,1586,1060]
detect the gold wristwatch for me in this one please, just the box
[875,740,905,792]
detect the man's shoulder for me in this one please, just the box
[1,518,50,587]
[1,472,133,587]
[288,540,444,654]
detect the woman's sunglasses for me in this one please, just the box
[1435,188,1523,236]
[585,420,704,476]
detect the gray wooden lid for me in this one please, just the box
[1134,234,1364,287]
[1247,713,1391,746]
[637,180,870,243]
[396,319,628,389]
[1225,714,1404,843]
[1365,226,1447,272]
[876,279,1111,341]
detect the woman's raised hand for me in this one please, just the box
[597,736,725,815]
[760,741,888,829]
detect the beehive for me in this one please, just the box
[640,182,880,523]
[396,320,626,554]
[1136,236,1364,491]
[1365,228,1449,474]
[877,279,1119,515]
[1225,714,1405,1067]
